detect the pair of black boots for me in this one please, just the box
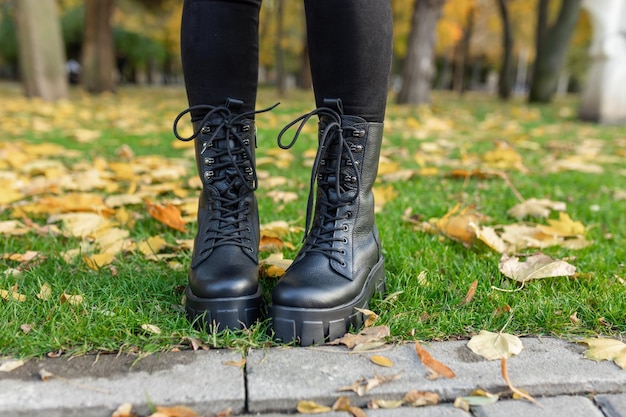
[173,98,385,346]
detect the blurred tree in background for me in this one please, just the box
[0,0,591,104]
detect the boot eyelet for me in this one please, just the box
[243,138,250,146]
[339,249,346,255]
[201,125,211,134]
[345,211,352,218]
[204,170,214,180]
[246,227,251,232]
[342,224,349,232]
[342,238,348,244]
[242,124,250,132]
[340,261,346,267]
[204,157,214,165]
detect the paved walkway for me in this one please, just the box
[1,338,625,417]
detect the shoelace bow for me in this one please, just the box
[173,102,278,251]
[278,107,362,263]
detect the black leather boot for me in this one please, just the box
[173,98,273,331]
[270,99,386,346]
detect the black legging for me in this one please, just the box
[181,0,392,122]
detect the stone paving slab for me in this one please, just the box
[0,350,245,417]
[471,396,604,417]
[595,394,626,417]
[246,337,626,414]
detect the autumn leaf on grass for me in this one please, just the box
[582,338,626,369]
[536,212,585,237]
[83,253,115,270]
[498,253,576,283]
[328,325,390,350]
[0,285,26,302]
[431,204,488,247]
[507,198,566,219]
[469,224,509,254]
[415,341,456,379]
[138,235,168,257]
[60,292,84,306]
[258,235,284,252]
[481,141,528,173]
[259,252,293,278]
[338,372,402,396]
[146,200,187,233]
[467,330,523,360]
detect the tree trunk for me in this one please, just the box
[81,0,115,94]
[397,0,447,105]
[298,42,312,90]
[496,0,514,100]
[275,0,287,96]
[453,5,474,95]
[15,0,68,101]
[528,0,582,103]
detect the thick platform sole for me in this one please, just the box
[269,256,386,346]
[185,285,263,332]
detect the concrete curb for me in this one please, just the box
[1,337,625,417]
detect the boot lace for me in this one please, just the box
[278,104,362,264]
[173,102,278,252]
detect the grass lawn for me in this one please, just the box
[1,82,625,358]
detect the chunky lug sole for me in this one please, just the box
[269,257,385,346]
[185,286,263,332]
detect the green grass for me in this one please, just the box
[1,83,625,358]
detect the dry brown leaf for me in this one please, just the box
[498,253,576,283]
[111,403,136,417]
[296,400,332,414]
[338,372,402,396]
[459,280,478,305]
[467,330,523,360]
[153,406,198,417]
[402,390,440,407]
[470,224,509,253]
[355,307,378,327]
[332,396,352,411]
[0,359,25,372]
[415,341,455,379]
[146,200,187,233]
[328,325,390,349]
[259,235,284,252]
[367,399,404,409]
[223,358,247,368]
[432,204,488,246]
[348,406,367,417]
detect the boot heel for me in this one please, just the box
[185,286,262,332]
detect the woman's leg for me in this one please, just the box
[176,0,264,331]
[181,0,261,118]
[270,0,393,345]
